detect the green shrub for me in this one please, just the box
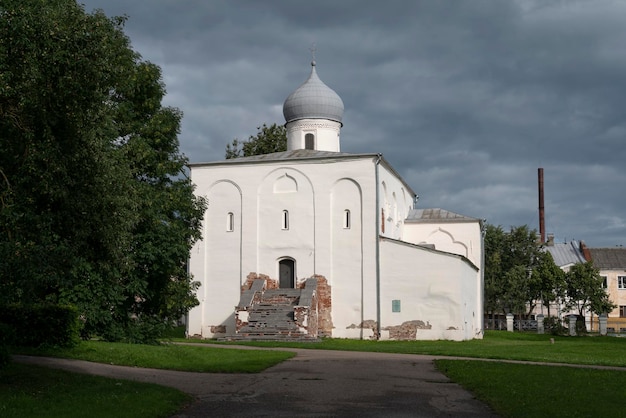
[100,316,169,345]
[0,344,9,369]
[575,315,588,335]
[0,304,81,348]
[543,316,567,335]
[0,322,13,369]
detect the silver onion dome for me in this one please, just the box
[283,61,344,124]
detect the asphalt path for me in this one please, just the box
[15,346,500,417]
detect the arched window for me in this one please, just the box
[282,210,289,230]
[226,212,234,232]
[305,133,315,150]
[343,209,351,229]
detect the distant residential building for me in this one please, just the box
[543,237,588,272]
[588,247,626,332]
[542,237,589,320]
[543,237,625,333]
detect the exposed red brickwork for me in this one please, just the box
[312,275,332,338]
[383,320,432,340]
[210,325,226,334]
[251,292,263,305]
[233,273,330,340]
[242,273,278,291]
[347,320,378,340]
[293,306,310,334]
[294,291,318,337]
[235,313,248,331]
[309,291,318,337]
[262,295,298,304]
[579,241,592,262]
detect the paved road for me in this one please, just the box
[15,347,499,417]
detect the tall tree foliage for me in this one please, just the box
[564,261,615,326]
[532,251,566,316]
[225,123,287,158]
[0,0,205,341]
[484,224,611,330]
[108,60,205,340]
[484,224,567,324]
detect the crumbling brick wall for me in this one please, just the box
[383,320,432,340]
[311,275,332,337]
[294,289,318,337]
[238,272,331,339]
[242,272,278,291]
[346,319,379,340]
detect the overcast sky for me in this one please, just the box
[80,0,626,248]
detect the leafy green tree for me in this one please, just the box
[564,261,615,331]
[501,265,530,321]
[225,123,286,158]
[484,224,613,332]
[484,224,506,324]
[0,0,137,308]
[0,0,205,342]
[96,60,206,341]
[484,224,543,322]
[531,251,566,317]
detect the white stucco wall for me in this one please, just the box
[187,155,381,338]
[402,220,484,339]
[402,221,482,268]
[187,153,484,341]
[377,162,414,241]
[286,119,342,152]
[379,238,482,341]
[598,269,625,319]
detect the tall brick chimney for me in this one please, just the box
[538,168,545,243]
[579,241,592,262]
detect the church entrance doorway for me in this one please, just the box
[279,259,295,288]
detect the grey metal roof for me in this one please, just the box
[189,150,418,199]
[543,241,586,268]
[405,208,479,223]
[189,149,373,167]
[588,248,626,269]
[283,61,344,124]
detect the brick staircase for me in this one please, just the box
[229,284,319,342]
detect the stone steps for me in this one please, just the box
[231,287,319,342]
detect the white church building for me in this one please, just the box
[186,61,484,341]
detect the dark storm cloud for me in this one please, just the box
[80,0,626,247]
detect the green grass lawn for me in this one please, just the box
[6,341,295,418]
[0,363,189,418]
[435,359,626,418]
[6,331,626,418]
[13,340,295,373]
[204,330,626,367]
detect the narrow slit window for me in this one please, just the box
[282,210,289,230]
[305,133,315,150]
[226,212,234,232]
[343,209,351,229]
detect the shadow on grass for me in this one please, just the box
[0,362,189,418]
[436,359,626,418]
